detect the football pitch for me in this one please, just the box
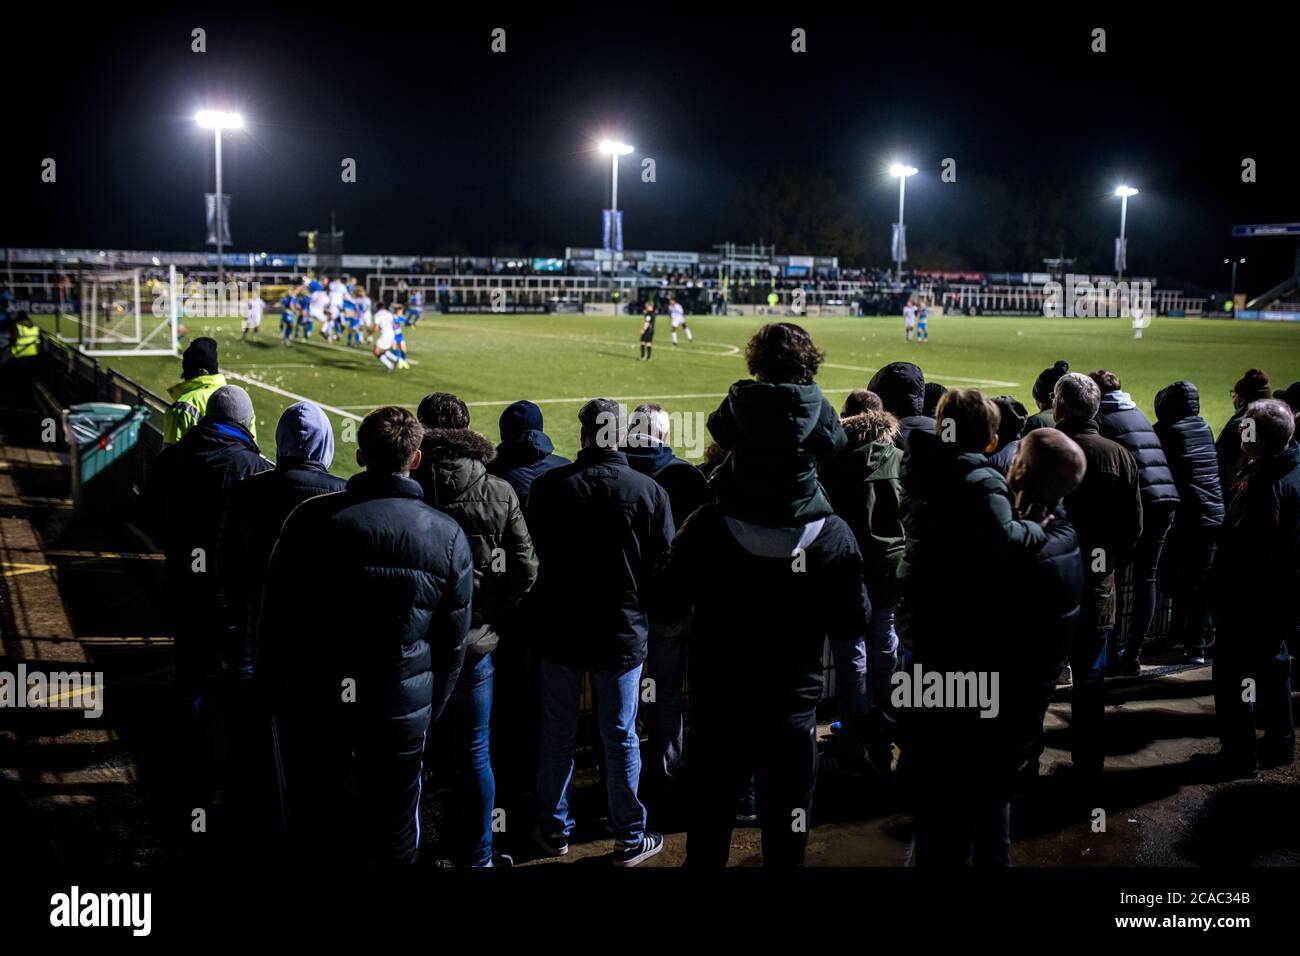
[35,312,1300,476]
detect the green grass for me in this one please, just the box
[34,312,1300,477]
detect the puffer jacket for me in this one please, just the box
[1096,389,1179,507]
[819,409,905,606]
[257,470,473,739]
[868,361,934,449]
[706,380,847,525]
[1153,381,1224,529]
[415,427,538,649]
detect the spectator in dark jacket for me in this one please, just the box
[138,385,271,711]
[820,408,905,770]
[1153,381,1224,662]
[1021,360,1070,436]
[1203,399,1298,778]
[258,406,473,864]
[488,399,571,502]
[868,360,933,449]
[219,401,345,673]
[657,489,870,867]
[414,392,538,867]
[986,396,1028,476]
[1090,370,1180,673]
[912,428,1085,866]
[707,323,847,526]
[922,381,947,419]
[625,402,714,526]
[1054,373,1142,780]
[1278,381,1300,416]
[624,402,714,793]
[1216,368,1271,495]
[527,398,674,866]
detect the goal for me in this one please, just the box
[77,265,179,356]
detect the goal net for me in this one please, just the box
[78,265,179,356]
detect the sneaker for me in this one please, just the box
[531,826,569,857]
[1058,664,1073,686]
[485,852,514,868]
[1116,656,1142,677]
[613,831,663,867]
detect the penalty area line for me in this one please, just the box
[223,371,364,421]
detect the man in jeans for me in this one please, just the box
[526,399,675,865]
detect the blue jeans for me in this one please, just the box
[447,652,495,866]
[537,660,646,850]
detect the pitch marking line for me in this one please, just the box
[224,372,364,421]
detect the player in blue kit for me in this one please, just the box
[917,301,929,343]
[342,296,362,346]
[279,291,299,345]
[391,303,411,369]
[406,290,423,326]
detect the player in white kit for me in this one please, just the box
[903,301,917,342]
[242,293,265,337]
[668,297,692,345]
[309,287,330,340]
[327,277,347,342]
[356,289,374,345]
[373,303,400,371]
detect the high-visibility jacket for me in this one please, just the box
[163,373,248,444]
[12,324,39,359]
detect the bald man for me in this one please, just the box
[912,429,1086,866]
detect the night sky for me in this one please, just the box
[3,10,1293,292]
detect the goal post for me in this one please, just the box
[77,265,179,357]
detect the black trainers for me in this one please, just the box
[613,831,663,867]
[532,826,569,857]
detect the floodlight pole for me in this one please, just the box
[213,128,226,283]
[896,174,907,287]
[1117,191,1128,282]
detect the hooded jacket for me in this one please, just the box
[1056,418,1143,627]
[1210,441,1300,632]
[654,503,870,712]
[489,400,571,502]
[219,402,347,645]
[1153,381,1224,530]
[1096,389,1179,508]
[867,362,934,450]
[706,380,847,526]
[624,436,715,528]
[526,446,674,671]
[819,409,905,605]
[258,470,473,740]
[414,427,538,650]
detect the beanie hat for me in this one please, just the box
[498,400,545,442]
[1233,368,1271,403]
[205,385,255,429]
[1033,360,1070,406]
[182,337,219,379]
